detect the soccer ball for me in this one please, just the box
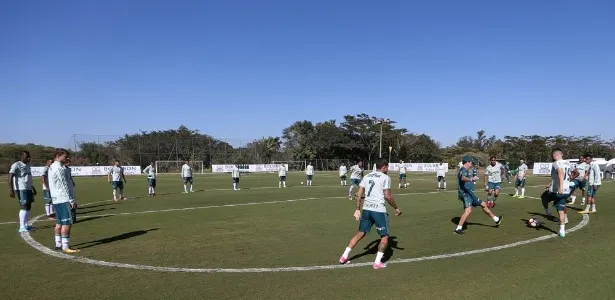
[528,217,539,228]
[301,182,304,185]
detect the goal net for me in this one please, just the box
[271,160,307,172]
[155,161,204,175]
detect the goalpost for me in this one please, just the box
[155,161,205,175]
[271,160,307,172]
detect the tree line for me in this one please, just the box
[1,114,614,173]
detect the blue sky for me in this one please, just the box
[1,0,614,148]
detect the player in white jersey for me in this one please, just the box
[181,161,194,193]
[338,159,401,270]
[483,157,505,207]
[107,160,127,201]
[41,159,54,218]
[569,155,589,205]
[513,160,529,198]
[231,165,241,191]
[436,163,447,190]
[541,148,570,237]
[278,164,287,188]
[9,150,37,232]
[142,162,157,196]
[348,162,364,199]
[580,154,601,214]
[339,164,348,186]
[398,161,408,189]
[48,148,79,253]
[305,163,314,186]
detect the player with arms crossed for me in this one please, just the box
[484,157,505,207]
[48,148,79,253]
[436,163,447,190]
[142,162,157,196]
[455,156,502,234]
[580,154,600,214]
[398,161,408,189]
[232,165,241,191]
[348,161,364,199]
[569,155,588,205]
[108,160,127,201]
[305,162,314,186]
[41,159,54,219]
[541,148,571,237]
[338,159,401,269]
[9,150,37,232]
[278,164,287,188]
[513,159,529,198]
[181,161,194,193]
[339,163,348,186]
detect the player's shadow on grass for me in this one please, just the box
[565,206,583,212]
[450,217,496,229]
[77,208,116,215]
[75,215,112,224]
[348,236,404,263]
[72,228,159,249]
[79,203,115,209]
[519,218,557,234]
[526,212,557,222]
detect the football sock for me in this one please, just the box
[24,210,30,226]
[45,204,51,215]
[443,182,447,189]
[591,204,596,211]
[112,189,117,199]
[283,182,286,188]
[584,205,590,212]
[342,247,352,258]
[348,186,354,196]
[55,234,62,248]
[375,251,384,264]
[184,185,188,192]
[559,225,565,232]
[61,236,70,250]
[456,225,463,231]
[18,209,27,228]
[521,188,525,196]
[492,216,499,222]
[438,182,441,189]
[514,188,518,195]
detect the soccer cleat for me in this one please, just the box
[559,231,566,238]
[63,248,80,254]
[495,215,503,226]
[373,262,387,270]
[578,211,589,214]
[590,210,596,214]
[512,194,518,198]
[339,256,349,265]
[454,229,465,235]
[518,196,525,199]
[18,227,29,233]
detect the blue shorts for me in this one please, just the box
[306,175,313,180]
[399,173,406,180]
[351,179,361,186]
[43,190,52,204]
[233,177,240,184]
[459,192,482,209]
[515,178,526,188]
[280,176,286,182]
[54,202,74,226]
[358,210,389,237]
[16,190,34,208]
[588,185,600,197]
[541,191,569,212]
[184,177,193,184]
[573,179,586,190]
[340,175,347,180]
[488,182,501,190]
[148,178,156,187]
[111,181,124,190]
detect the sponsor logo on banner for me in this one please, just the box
[30,166,141,176]
[212,164,289,173]
[388,163,449,173]
[533,163,552,175]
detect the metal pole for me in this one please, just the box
[379,123,383,158]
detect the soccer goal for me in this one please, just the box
[271,160,307,172]
[155,161,204,175]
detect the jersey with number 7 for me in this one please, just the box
[359,171,391,213]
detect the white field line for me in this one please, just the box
[20,211,590,273]
[0,184,551,226]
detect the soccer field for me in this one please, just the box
[1,172,614,300]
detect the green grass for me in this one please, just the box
[1,172,613,300]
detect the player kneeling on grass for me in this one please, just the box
[455,156,502,235]
[541,148,570,238]
[484,156,505,208]
[278,164,287,188]
[142,162,157,196]
[338,159,401,270]
[48,148,79,253]
[580,154,600,214]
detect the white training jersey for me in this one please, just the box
[485,163,503,183]
[359,171,391,213]
[108,166,124,182]
[436,165,447,177]
[458,162,463,168]
[339,165,347,177]
[588,162,602,186]
[48,161,75,204]
[517,164,528,179]
[9,161,33,190]
[399,165,407,174]
[278,166,287,177]
[549,159,571,194]
[350,165,363,179]
[181,164,192,177]
[143,165,156,179]
[305,165,314,175]
[231,167,240,178]
[576,162,588,181]
[42,165,50,190]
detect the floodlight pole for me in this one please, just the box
[377,118,393,159]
